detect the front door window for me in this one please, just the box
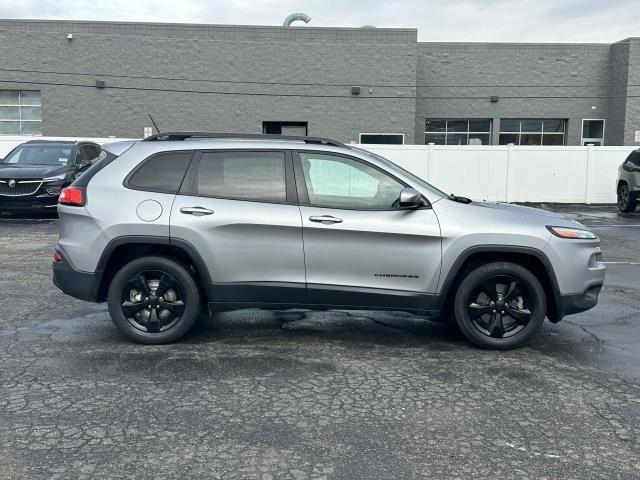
[299,153,404,210]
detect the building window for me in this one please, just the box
[0,90,42,135]
[359,133,405,145]
[425,119,492,145]
[499,119,566,146]
[581,119,605,146]
[263,121,307,136]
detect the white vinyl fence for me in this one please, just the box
[1,136,633,204]
[357,144,635,204]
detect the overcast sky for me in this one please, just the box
[0,0,638,43]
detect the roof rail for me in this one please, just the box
[24,139,76,144]
[142,132,346,148]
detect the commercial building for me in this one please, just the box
[0,18,639,145]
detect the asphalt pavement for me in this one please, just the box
[0,205,639,479]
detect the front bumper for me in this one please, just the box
[559,283,603,317]
[0,192,59,212]
[544,233,606,321]
[52,249,100,302]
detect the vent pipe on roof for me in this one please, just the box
[283,13,311,27]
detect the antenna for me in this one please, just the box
[148,113,160,133]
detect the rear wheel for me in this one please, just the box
[107,256,200,344]
[618,183,636,213]
[453,262,546,349]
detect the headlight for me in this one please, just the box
[43,174,67,182]
[546,226,598,240]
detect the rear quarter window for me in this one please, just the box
[126,151,194,194]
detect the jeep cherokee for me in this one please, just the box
[52,132,606,349]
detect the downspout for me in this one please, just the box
[283,13,311,27]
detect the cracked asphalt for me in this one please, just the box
[1,205,639,479]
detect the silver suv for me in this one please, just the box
[617,149,640,212]
[52,133,606,349]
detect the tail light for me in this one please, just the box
[59,187,86,206]
[53,251,63,263]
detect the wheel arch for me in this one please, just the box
[95,236,212,302]
[617,179,628,189]
[437,245,562,323]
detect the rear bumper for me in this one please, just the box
[558,283,603,318]
[52,249,100,302]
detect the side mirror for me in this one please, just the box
[77,160,92,172]
[398,187,425,209]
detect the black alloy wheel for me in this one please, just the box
[618,183,636,213]
[107,256,200,344]
[466,275,532,339]
[121,271,185,333]
[453,262,546,349]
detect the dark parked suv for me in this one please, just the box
[617,149,640,212]
[0,139,102,213]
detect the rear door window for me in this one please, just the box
[88,144,102,160]
[72,144,136,187]
[76,144,101,163]
[194,151,286,203]
[75,145,93,164]
[126,151,194,194]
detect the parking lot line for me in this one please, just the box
[590,224,640,228]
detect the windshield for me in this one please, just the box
[352,147,448,199]
[2,144,73,166]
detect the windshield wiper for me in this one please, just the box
[448,193,472,204]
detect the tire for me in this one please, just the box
[107,256,201,344]
[617,183,637,213]
[453,262,546,349]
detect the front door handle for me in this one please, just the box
[180,206,214,216]
[309,215,343,224]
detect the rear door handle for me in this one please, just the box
[180,206,214,216]
[309,215,343,224]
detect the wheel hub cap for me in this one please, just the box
[466,275,532,339]
[121,271,185,333]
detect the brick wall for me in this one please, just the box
[415,42,611,145]
[622,39,640,145]
[0,21,418,142]
[0,20,637,145]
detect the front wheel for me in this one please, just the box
[107,256,201,344]
[453,262,546,349]
[618,183,637,213]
